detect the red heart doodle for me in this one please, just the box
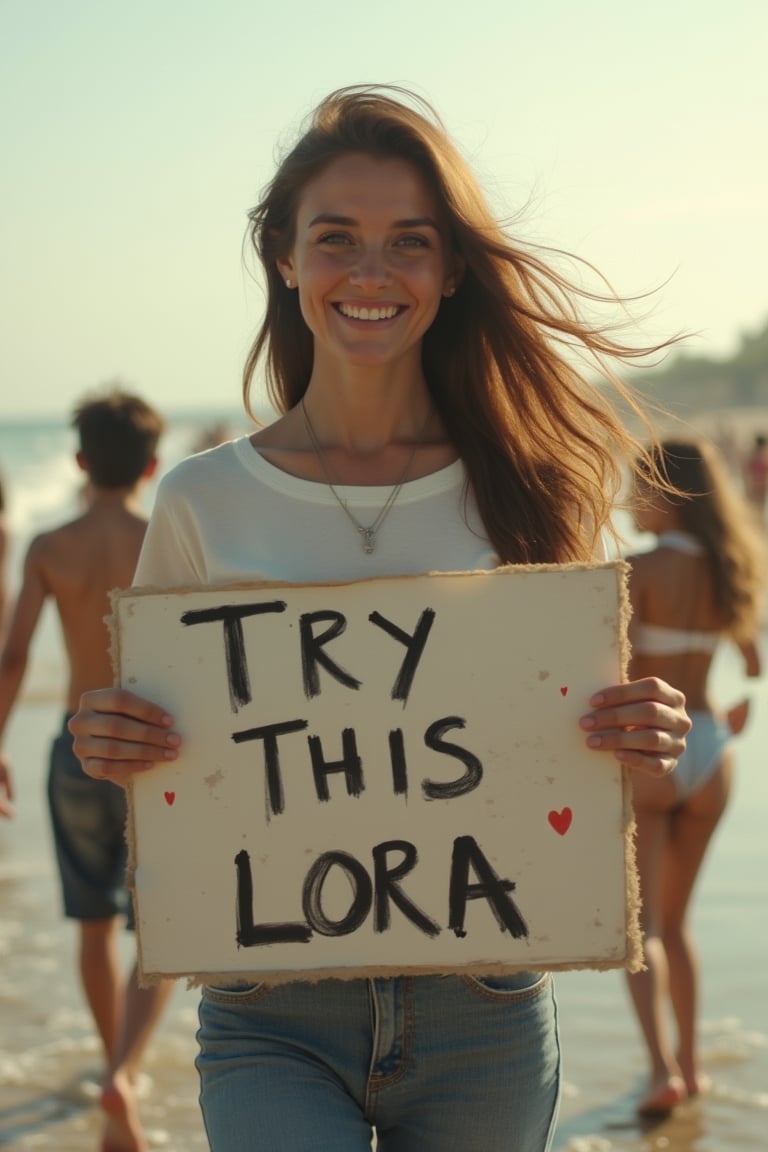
[560,686,568,696]
[164,791,176,806]
[548,807,572,835]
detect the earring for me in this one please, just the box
[444,285,455,297]
[285,278,292,288]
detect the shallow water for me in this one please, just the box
[0,702,209,1150]
[552,641,768,1151]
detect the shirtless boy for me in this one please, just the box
[0,388,173,1152]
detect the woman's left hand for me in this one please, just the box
[579,676,690,776]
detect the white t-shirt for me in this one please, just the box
[134,437,499,588]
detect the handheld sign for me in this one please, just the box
[111,563,641,986]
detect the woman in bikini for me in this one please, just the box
[626,437,765,1115]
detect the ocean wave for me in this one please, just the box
[710,1081,768,1109]
[701,1015,768,1065]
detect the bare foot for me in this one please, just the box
[683,1071,712,1098]
[100,1071,147,1152]
[637,1074,687,1116]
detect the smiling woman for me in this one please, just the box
[276,152,456,388]
[65,84,692,1152]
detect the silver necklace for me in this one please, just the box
[300,397,431,554]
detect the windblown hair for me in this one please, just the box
[72,387,165,489]
[244,84,678,564]
[640,439,766,640]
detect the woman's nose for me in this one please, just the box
[348,247,392,289]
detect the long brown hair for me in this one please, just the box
[244,84,677,564]
[639,439,765,640]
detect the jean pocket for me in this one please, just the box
[202,982,271,1005]
[461,970,550,1003]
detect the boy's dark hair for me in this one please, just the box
[72,387,165,489]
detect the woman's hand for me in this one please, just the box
[579,676,690,776]
[68,688,181,788]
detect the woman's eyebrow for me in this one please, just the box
[307,213,440,229]
[394,217,440,229]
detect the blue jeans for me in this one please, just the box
[196,972,560,1151]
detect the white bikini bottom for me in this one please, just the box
[673,710,731,800]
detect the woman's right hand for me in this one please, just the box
[68,688,181,788]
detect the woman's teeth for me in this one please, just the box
[338,304,399,321]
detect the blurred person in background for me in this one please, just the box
[0,389,173,1152]
[625,437,765,1115]
[743,431,768,520]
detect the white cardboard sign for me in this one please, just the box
[112,563,640,985]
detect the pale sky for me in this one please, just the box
[2,0,766,419]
